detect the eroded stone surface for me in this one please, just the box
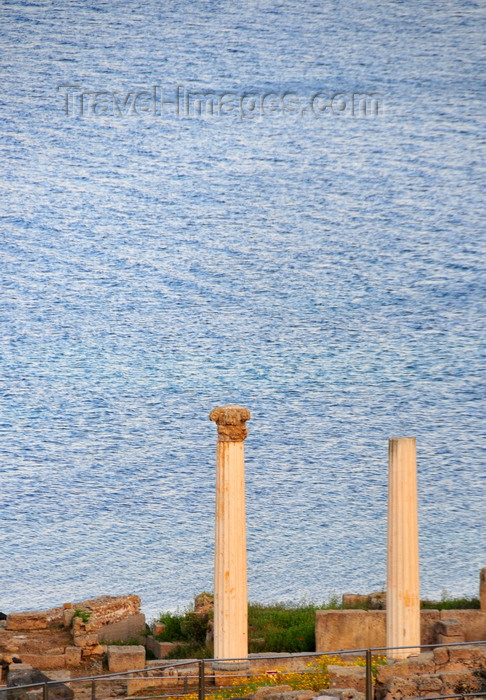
[7,667,74,700]
[210,405,250,441]
[375,644,486,700]
[328,666,366,693]
[6,613,47,631]
[107,645,145,672]
[435,618,465,645]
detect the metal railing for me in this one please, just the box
[2,640,486,700]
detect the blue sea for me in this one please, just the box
[0,0,485,621]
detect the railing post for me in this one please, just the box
[365,649,373,700]
[91,679,96,700]
[43,682,48,700]
[198,660,205,700]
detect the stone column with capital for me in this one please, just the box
[210,405,250,669]
[480,568,486,612]
[386,437,420,659]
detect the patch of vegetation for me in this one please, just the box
[248,601,320,653]
[162,654,387,700]
[421,592,480,610]
[155,595,342,657]
[153,591,480,659]
[155,607,213,658]
[156,611,209,645]
[104,637,144,646]
[72,609,91,624]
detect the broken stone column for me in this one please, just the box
[63,603,74,628]
[210,405,250,669]
[386,437,420,658]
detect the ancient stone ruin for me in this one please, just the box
[0,594,145,671]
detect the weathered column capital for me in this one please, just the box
[209,405,251,442]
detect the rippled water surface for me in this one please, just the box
[0,0,485,620]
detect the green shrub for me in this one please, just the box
[156,611,210,644]
[72,609,91,624]
[153,591,480,660]
[180,612,210,645]
[156,597,340,656]
[421,593,480,610]
[156,612,184,641]
[248,602,318,653]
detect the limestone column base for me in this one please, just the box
[212,660,250,671]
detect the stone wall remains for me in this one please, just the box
[1,595,145,669]
[316,609,486,653]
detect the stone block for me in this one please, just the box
[435,618,465,645]
[64,648,82,666]
[420,610,440,646]
[367,610,386,648]
[342,595,369,609]
[62,605,74,629]
[383,676,418,699]
[20,654,65,670]
[145,638,176,659]
[433,646,449,666]
[440,670,481,694]
[416,674,442,693]
[97,613,146,644]
[316,609,450,652]
[328,666,366,692]
[368,593,386,610]
[126,677,168,695]
[438,634,462,645]
[86,645,107,656]
[406,651,435,675]
[248,653,306,674]
[435,618,463,636]
[6,613,47,631]
[320,691,365,700]
[45,672,71,683]
[7,668,74,700]
[107,645,145,672]
[375,661,399,685]
[1,663,28,685]
[447,644,486,667]
[72,617,97,634]
[72,595,141,627]
[377,653,434,682]
[316,611,371,652]
[440,610,486,641]
[73,634,98,648]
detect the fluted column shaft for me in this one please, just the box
[386,437,420,658]
[480,568,486,612]
[210,405,250,668]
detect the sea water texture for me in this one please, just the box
[0,0,485,620]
